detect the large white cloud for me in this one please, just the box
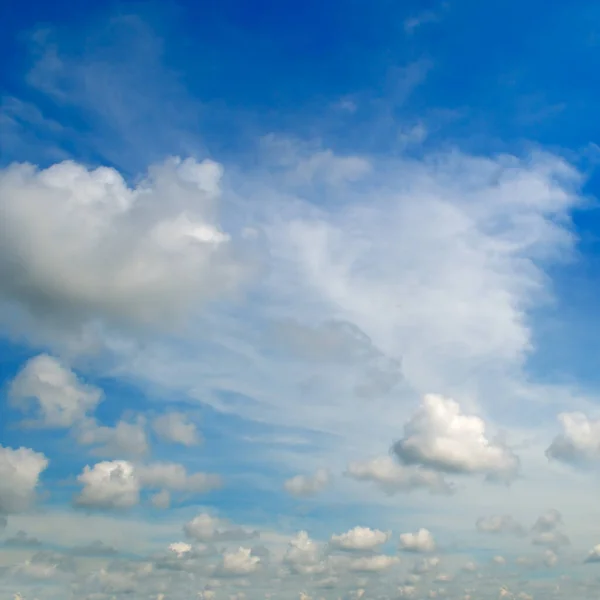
[392,394,519,480]
[9,354,102,428]
[0,157,247,335]
[0,445,49,514]
[75,461,222,510]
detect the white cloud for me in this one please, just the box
[75,460,139,509]
[284,468,331,497]
[393,394,519,480]
[0,445,49,514]
[283,531,324,575]
[476,515,525,536]
[330,526,390,551]
[184,513,220,541]
[219,547,260,575]
[9,354,102,428]
[76,417,149,458]
[168,542,192,557]
[399,529,436,553]
[345,455,453,495]
[152,412,201,446]
[0,157,247,336]
[349,554,400,572]
[546,412,600,464]
[136,462,222,493]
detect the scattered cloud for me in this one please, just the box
[392,395,520,481]
[152,412,201,446]
[284,468,331,497]
[9,354,102,428]
[399,529,436,553]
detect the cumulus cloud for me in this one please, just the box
[476,515,526,536]
[345,455,453,495]
[283,531,324,575]
[349,554,400,572]
[530,510,570,549]
[152,412,201,446]
[399,529,436,553]
[218,547,260,576]
[0,445,49,514]
[330,526,390,551]
[284,468,331,497]
[546,412,600,465]
[392,394,519,480]
[0,157,247,336]
[75,460,140,509]
[9,354,102,428]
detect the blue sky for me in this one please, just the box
[2,1,600,599]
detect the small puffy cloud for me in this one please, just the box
[152,412,201,446]
[584,544,600,563]
[476,515,525,536]
[392,394,519,480]
[9,354,102,428]
[75,460,140,509]
[350,555,400,572]
[0,158,246,336]
[330,526,390,551]
[399,529,436,553]
[284,468,331,497]
[219,547,260,576]
[546,412,600,465]
[137,462,222,493]
[492,555,506,565]
[168,542,192,557]
[76,417,149,458]
[0,445,49,514]
[345,456,453,495]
